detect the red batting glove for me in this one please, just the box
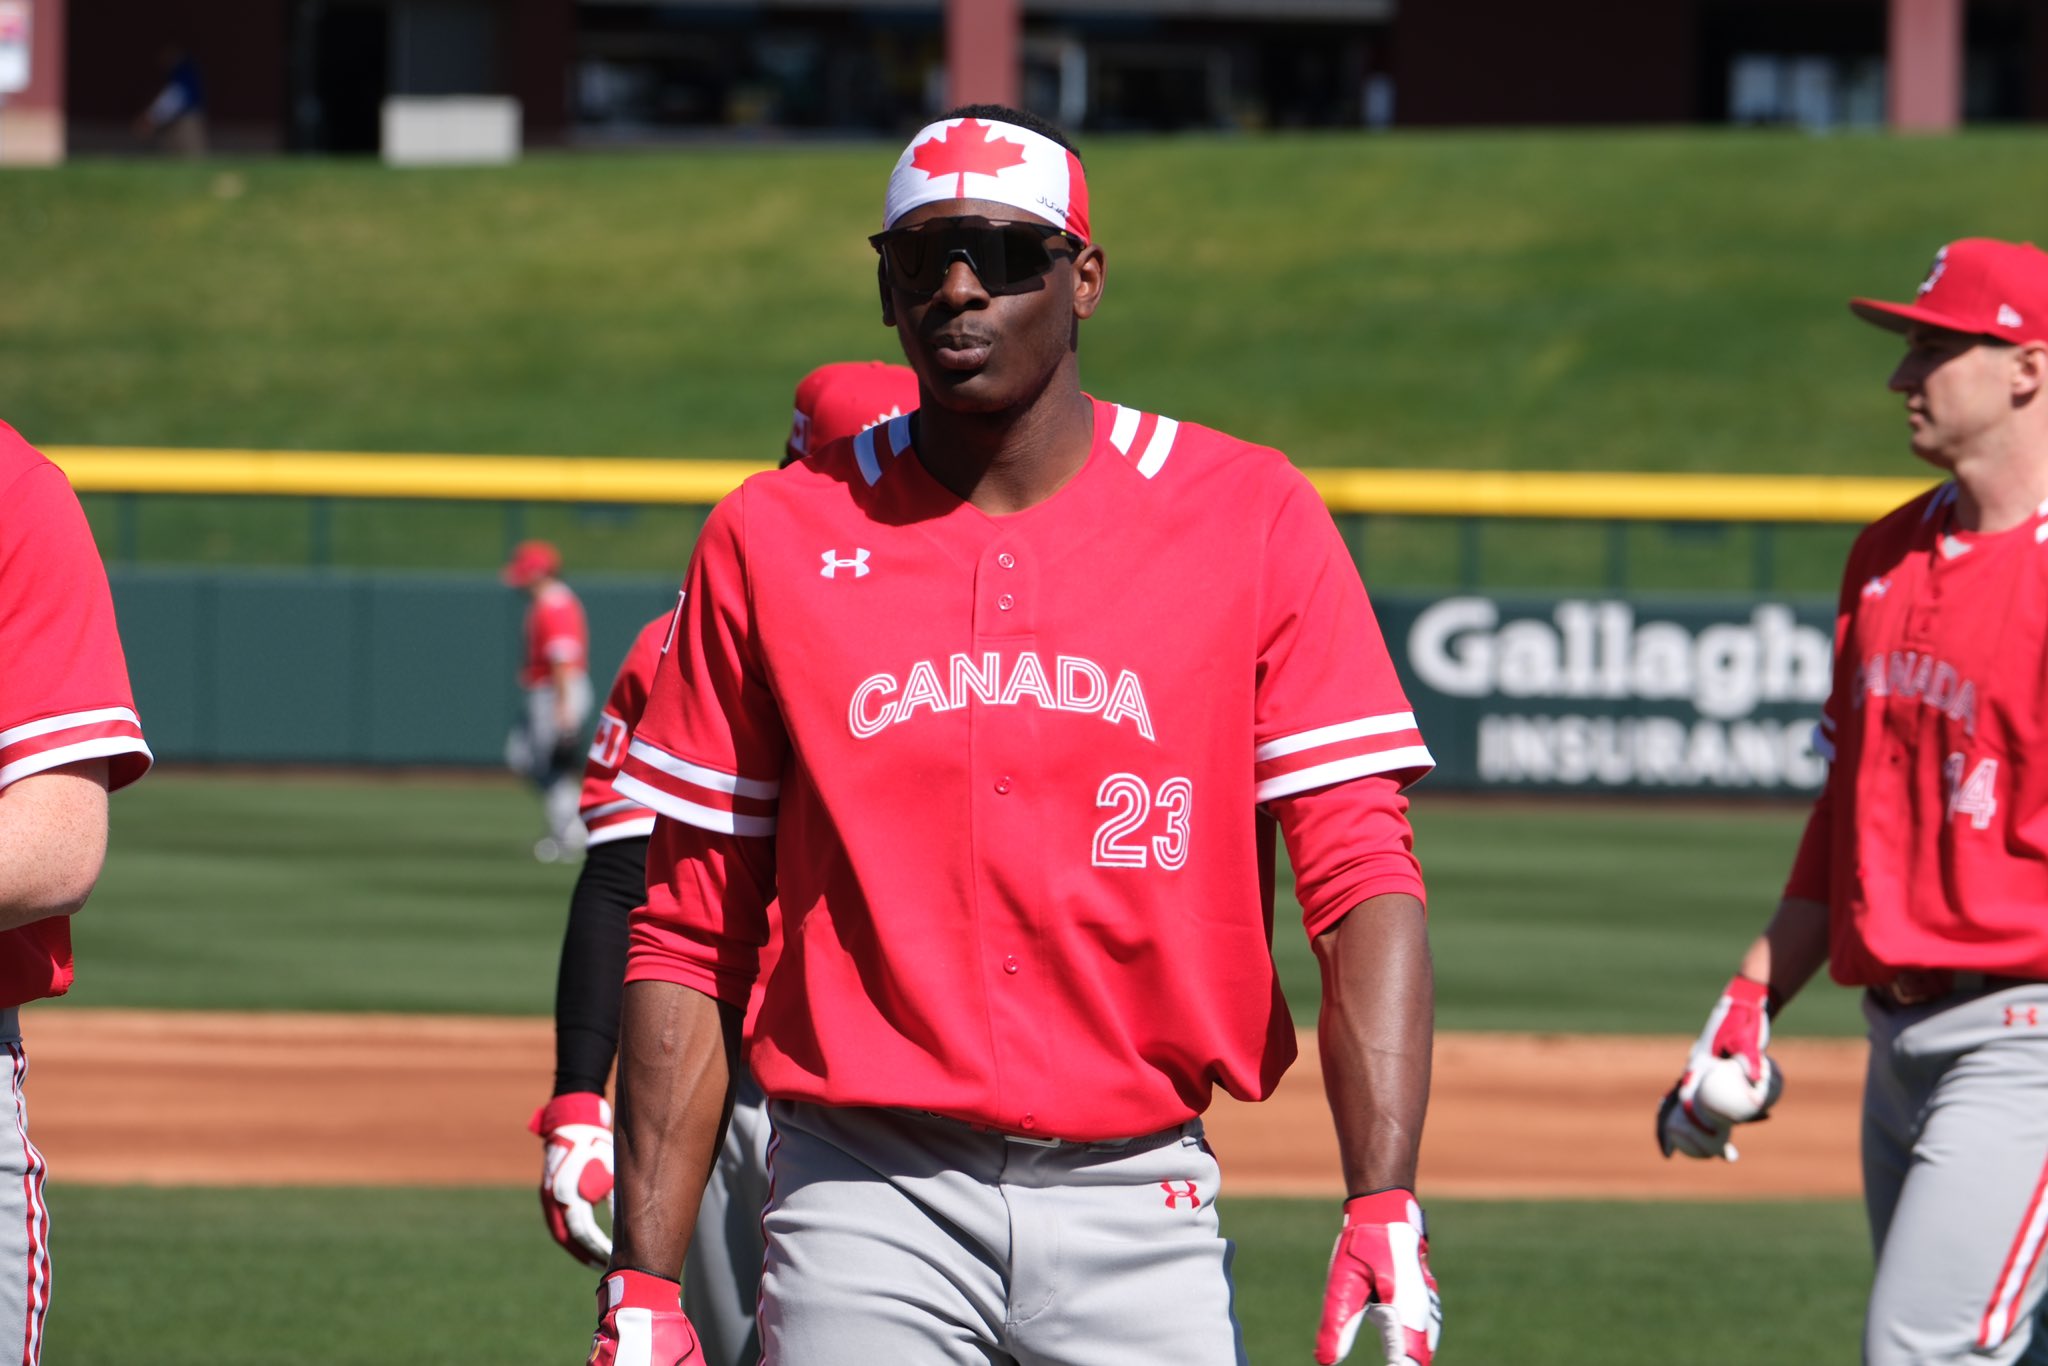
[531,1092,615,1269]
[1698,975,1771,1083]
[1316,1189,1441,1365]
[1657,976,1771,1161]
[588,1270,702,1366]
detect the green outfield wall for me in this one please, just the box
[110,569,679,766]
[111,569,1830,796]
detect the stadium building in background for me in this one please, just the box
[1,0,2044,161]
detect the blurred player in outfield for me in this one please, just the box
[1659,239,2048,1365]
[532,361,915,1366]
[132,45,207,157]
[503,539,592,862]
[0,423,154,1363]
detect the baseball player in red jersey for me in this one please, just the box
[504,540,594,861]
[0,423,153,1365]
[535,362,916,1366]
[586,106,1441,1366]
[1659,239,2048,1365]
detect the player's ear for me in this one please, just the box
[1071,243,1105,322]
[878,262,897,328]
[2013,340,2048,401]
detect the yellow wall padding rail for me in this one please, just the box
[49,447,1939,525]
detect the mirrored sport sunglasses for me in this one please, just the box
[868,217,1084,296]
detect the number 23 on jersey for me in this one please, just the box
[1093,773,1192,870]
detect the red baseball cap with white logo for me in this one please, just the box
[1850,238,2048,345]
[500,539,562,587]
[785,361,919,465]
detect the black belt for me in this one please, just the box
[1870,970,2046,1008]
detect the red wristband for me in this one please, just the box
[601,1269,683,1313]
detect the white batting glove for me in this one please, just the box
[1658,976,1774,1162]
[1315,1189,1441,1364]
[530,1091,614,1268]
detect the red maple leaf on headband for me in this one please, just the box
[910,120,1028,197]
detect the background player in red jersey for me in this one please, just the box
[534,361,915,1366]
[587,107,1440,1366]
[1659,238,2048,1365]
[0,423,153,1365]
[503,539,593,862]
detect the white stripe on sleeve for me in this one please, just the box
[613,773,776,838]
[1253,746,1435,803]
[1255,712,1419,762]
[0,706,142,749]
[624,739,779,799]
[0,736,155,792]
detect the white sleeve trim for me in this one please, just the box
[0,736,156,792]
[1255,712,1418,762]
[613,772,777,838]
[0,706,141,749]
[584,816,658,846]
[580,798,644,822]
[1134,416,1179,479]
[624,738,779,800]
[854,426,882,486]
[1253,746,1435,803]
[1108,404,1141,453]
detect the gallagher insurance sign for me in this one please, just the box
[1381,594,1832,795]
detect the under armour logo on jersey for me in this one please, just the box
[1160,1180,1200,1210]
[1861,577,1890,600]
[821,549,871,579]
[2007,1006,2040,1028]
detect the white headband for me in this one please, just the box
[882,117,1090,240]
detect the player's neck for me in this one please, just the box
[913,379,1095,516]
[1945,429,2048,534]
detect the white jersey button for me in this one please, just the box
[997,552,1016,569]
[997,594,1015,611]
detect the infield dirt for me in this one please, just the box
[23,1010,1860,1199]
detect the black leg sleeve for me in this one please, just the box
[551,835,649,1098]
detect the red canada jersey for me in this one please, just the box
[1785,483,2048,985]
[520,582,588,688]
[615,399,1432,1140]
[580,614,669,847]
[0,426,153,1007]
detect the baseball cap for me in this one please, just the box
[1850,238,2048,345]
[786,361,920,465]
[500,539,562,587]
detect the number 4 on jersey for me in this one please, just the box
[1944,753,1999,830]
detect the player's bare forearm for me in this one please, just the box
[1313,892,1433,1196]
[0,760,110,929]
[610,979,743,1279]
[1736,896,1831,1015]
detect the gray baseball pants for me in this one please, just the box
[1863,983,2048,1365]
[756,1100,1246,1366]
[0,1009,50,1366]
[686,1070,772,1366]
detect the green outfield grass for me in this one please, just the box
[7,133,2044,476]
[15,132,2017,587]
[43,1186,1869,1364]
[68,772,1862,1037]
